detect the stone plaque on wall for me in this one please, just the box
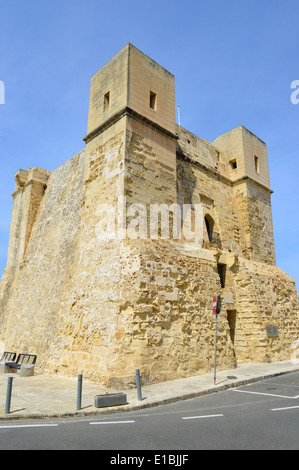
[266,325,279,337]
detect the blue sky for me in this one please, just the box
[0,0,298,288]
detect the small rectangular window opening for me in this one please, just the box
[104,92,110,111]
[217,263,226,289]
[150,91,157,110]
[229,159,237,170]
[254,155,260,174]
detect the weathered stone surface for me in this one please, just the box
[0,362,11,374]
[20,364,35,377]
[94,393,127,408]
[0,44,298,388]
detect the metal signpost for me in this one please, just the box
[213,295,221,385]
[5,376,13,414]
[136,369,143,402]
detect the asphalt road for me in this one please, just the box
[0,372,298,452]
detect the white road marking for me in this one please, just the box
[89,420,135,425]
[271,405,299,411]
[233,389,299,399]
[0,424,58,429]
[182,414,224,420]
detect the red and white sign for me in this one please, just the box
[212,296,217,314]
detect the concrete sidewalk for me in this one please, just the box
[0,360,298,420]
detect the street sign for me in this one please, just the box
[216,295,221,315]
[213,295,221,314]
[212,296,217,313]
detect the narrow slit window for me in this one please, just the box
[227,310,237,344]
[204,215,214,242]
[104,91,110,111]
[150,91,157,110]
[254,155,260,174]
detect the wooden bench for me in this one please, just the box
[2,353,37,377]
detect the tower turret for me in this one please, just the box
[212,126,275,264]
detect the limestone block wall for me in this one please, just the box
[86,45,129,137]
[233,181,276,264]
[0,140,298,387]
[176,142,248,257]
[232,258,299,364]
[0,152,86,367]
[125,118,177,211]
[127,44,176,135]
[119,240,236,384]
[5,167,50,273]
[212,126,270,189]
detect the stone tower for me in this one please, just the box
[0,44,298,387]
[83,44,177,214]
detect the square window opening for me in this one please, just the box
[229,159,237,170]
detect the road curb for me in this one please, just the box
[0,367,297,421]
